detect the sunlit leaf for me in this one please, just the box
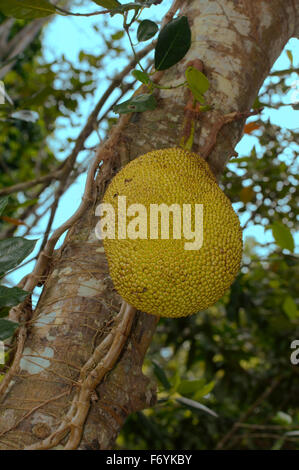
[185,67,210,102]
[286,49,293,66]
[0,0,56,19]
[282,296,298,320]
[194,381,216,400]
[111,30,124,40]
[270,221,294,252]
[177,379,205,396]
[132,69,150,84]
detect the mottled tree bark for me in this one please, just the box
[0,0,298,450]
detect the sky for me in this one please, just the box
[6,0,299,291]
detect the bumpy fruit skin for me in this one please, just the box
[102,147,242,318]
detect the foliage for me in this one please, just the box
[0,196,36,343]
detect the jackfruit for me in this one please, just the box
[101,147,242,318]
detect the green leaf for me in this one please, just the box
[92,0,120,8]
[194,381,216,400]
[0,0,56,19]
[0,237,37,274]
[286,49,293,66]
[0,318,18,341]
[154,16,191,71]
[0,307,9,319]
[271,437,286,450]
[185,67,210,102]
[132,69,150,84]
[113,94,156,114]
[270,221,294,252]
[176,396,218,418]
[177,379,205,396]
[137,20,158,42]
[282,296,298,320]
[0,286,28,308]
[111,30,124,40]
[170,370,181,392]
[0,197,9,216]
[199,104,212,112]
[152,360,171,390]
[252,96,263,110]
[273,411,292,425]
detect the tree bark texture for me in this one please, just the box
[0,0,298,450]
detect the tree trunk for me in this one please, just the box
[0,0,298,450]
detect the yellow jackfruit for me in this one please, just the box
[101,147,242,318]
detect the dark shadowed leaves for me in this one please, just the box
[0,286,28,308]
[0,197,9,216]
[0,318,18,340]
[152,360,171,390]
[154,16,191,71]
[137,20,158,42]
[0,237,37,274]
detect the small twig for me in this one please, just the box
[161,0,184,28]
[0,389,70,439]
[216,375,282,449]
[54,5,117,17]
[201,108,264,160]
[0,171,61,197]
